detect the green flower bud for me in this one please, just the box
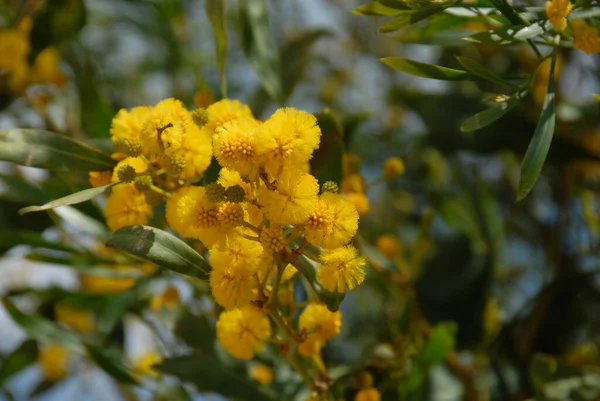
[205,182,226,202]
[224,185,246,203]
[134,175,153,191]
[321,181,339,194]
[117,164,137,183]
[192,108,209,128]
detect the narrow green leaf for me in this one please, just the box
[463,22,544,45]
[85,344,138,384]
[378,3,450,33]
[0,340,37,384]
[206,0,228,97]
[456,56,520,87]
[319,290,346,312]
[382,57,476,81]
[517,57,556,201]
[569,8,600,20]
[487,0,527,25]
[2,298,83,352]
[106,225,211,281]
[157,355,277,401]
[18,182,119,215]
[174,313,216,353]
[0,129,115,171]
[353,1,409,16]
[0,230,77,252]
[460,97,519,132]
[238,0,282,102]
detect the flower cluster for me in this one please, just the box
[545,0,600,54]
[93,97,368,364]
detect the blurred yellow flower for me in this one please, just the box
[382,157,405,180]
[132,350,162,379]
[546,0,572,30]
[217,306,271,359]
[573,23,600,54]
[38,344,69,381]
[104,184,153,230]
[150,285,180,310]
[298,304,341,356]
[55,302,95,334]
[345,193,370,217]
[89,171,112,188]
[355,388,381,401]
[29,47,67,86]
[376,235,403,259]
[249,363,274,385]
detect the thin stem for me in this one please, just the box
[269,309,302,343]
[150,185,171,198]
[286,346,317,392]
[242,221,260,234]
[266,257,284,308]
[240,234,260,242]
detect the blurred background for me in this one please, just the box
[0,0,600,400]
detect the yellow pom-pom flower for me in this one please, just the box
[249,363,274,385]
[318,246,367,293]
[38,344,69,381]
[355,388,381,401]
[573,23,600,55]
[303,193,358,249]
[346,193,370,217]
[176,124,213,181]
[259,226,288,253]
[382,157,404,179]
[110,106,152,156]
[111,157,149,183]
[213,117,261,178]
[546,0,572,30]
[206,99,254,134]
[217,306,271,359]
[376,235,403,259]
[89,171,112,188]
[258,170,319,224]
[298,304,342,356]
[255,108,321,176]
[29,47,67,86]
[150,285,180,310]
[218,168,252,200]
[210,237,263,309]
[104,184,153,230]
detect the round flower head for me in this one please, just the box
[218,168,252,200]
[89,171,112,188]
[110,106,152,157]
[206,99,254,134]
[303,193,358,249]
[546,0,572,30]
[166,186,206,238]
[249,363,274,385]
[213,117,261,178]
[376,235,403,259]
[29,47,67,86]
[255,108,321,176]
[258,170,319,224]
[355,388,381,401]
[382,157,404,179]
[346,193,370,217]
[318,246,367,293]
[573,23,600,55]
[175,125,213,180]
[140,98,189,162]
[111,157,149,183]
[104,184,153,230]
[38,344,69,381]
[216,306,271,359]
[298,303,341,356]
[209,236,263,272]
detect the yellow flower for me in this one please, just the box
[355,388,381,401]
[210,238,262,309]
[29,47,67,86]
[298,304,341,356]
[216,306,271,359]
[341,174,367,194]
[111,156,149,183]
[213,117,261,178]
[55,302,95,334]
[255,108,321,176]
[132,350,162,379]
[38,344,69,381]
[193,90,214,109]
[0,28,30,75]
[206,99,254,134]
[259,226,288,252]
[281,263,298,282]
[104,184,153,230]
[258,170,319,224]
[150,285,180,310]
[89,171,112,188]
[318,246,367,293]
[376,235,403,259]
[546,0,572,30]
[80,265,138,294]
[110,106,153,157]
[249,363,274,385]
[218,167,252,200]
[343,153,362,175]
[382,157,404,179]
[175,125,213,181]
[303,193,358,249]
[573,23,600,55]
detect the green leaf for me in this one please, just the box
[463,22,544,45]
[487,0,527,25]
[319,290,346,313]
[105,225,211,281]
[0,129,115,171]
[530,354,557,392]
[0,230,77,253]
[381,57,476,81]
[85,344,138,385]
[421,322,456,364]
[238,0,283,102]
[0,340,37,385]
[18,182,119,215]
[2,298,83,353]
[378,3,452,33]
[157,355,277,401]
[456,56,520,87]
[174,313,216,353]
[460,97,520,132]
[517,58,556,201]
[353,1,409,16]
[206,0,228,97]
[311,109,344,187]
[29,0,86,56]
